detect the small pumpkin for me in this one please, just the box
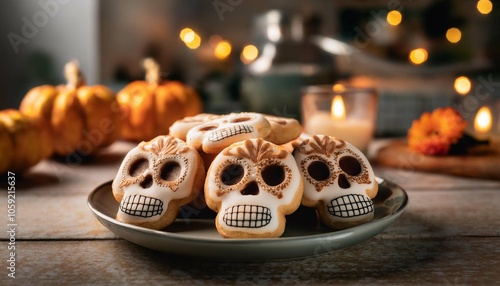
[117,58,203,142]
[0,109,53,173]
[20,61,121,156]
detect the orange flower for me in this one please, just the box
[408,107,467,155]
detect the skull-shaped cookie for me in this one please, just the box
[263,115,302,145]
[169,113,220,141]
[186,112,271,154]
[293,135,378,230]
[205,138,303,238]
[112,135,205,230]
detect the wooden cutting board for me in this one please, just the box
[373,140,500,180]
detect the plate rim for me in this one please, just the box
[87,178,408,246]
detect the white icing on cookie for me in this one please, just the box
[169,113,220,141]
[292,135,378,229]
[205,138,303,238]
[186,112,271,154]
[112,135,204,229]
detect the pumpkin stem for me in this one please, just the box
[64,60,85,89]
[143,58,161,86]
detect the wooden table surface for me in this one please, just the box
[2,140,500,285]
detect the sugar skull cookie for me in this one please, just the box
[186,112,271,154]
[293,135,378,230]
[205,138,303,238]
[263,115,302,145]
[112,135,205,230]
[169,113,220,141]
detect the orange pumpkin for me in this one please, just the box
[20,61,121,156]
[117,58,202,142]
[0,109,53,173]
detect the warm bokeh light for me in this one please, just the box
[180,28,194,42]
[477,0,493,15]
[185,34,201,49]
[387,10,402,26]
[332,83,345,93]
[446,27,462,43]
[331,95,346,121]
[184,32,195,43]
[409,48,428,65]
[454,76,472,95]
[241,45,259,64]
[474,106,492,133]
[214,40,232,59]
[267,25,281,42]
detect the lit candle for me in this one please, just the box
[474,106,492,140]
[304,95,374,151]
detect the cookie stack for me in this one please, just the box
[111,112,378,238]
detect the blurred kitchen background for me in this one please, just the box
[0,0,499,136]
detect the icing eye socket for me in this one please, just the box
[199,125,217,132]
[221,164,244,185]
[339,156,362,176]
[230,116,251,123]
[160,161,182,181]
[129,158,149,177]
[307,161,330,181]
[261,164,285,186]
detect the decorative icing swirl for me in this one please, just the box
[297,135,346,157]
[223,138,287,163]
[139,136,189,156]
[120,174,145,188]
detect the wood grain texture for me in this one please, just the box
[373,140,500,180]
[3,238,499,285]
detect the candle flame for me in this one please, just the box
[331,95,346,120]
[474,106,492,133]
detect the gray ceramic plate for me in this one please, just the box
[88,178,407,261]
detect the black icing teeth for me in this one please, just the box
[327,194,374,218]
[208,125,254,142]
[222,205,271,228]
[119,195,163,218]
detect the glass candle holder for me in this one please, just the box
[301,84,378,152]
